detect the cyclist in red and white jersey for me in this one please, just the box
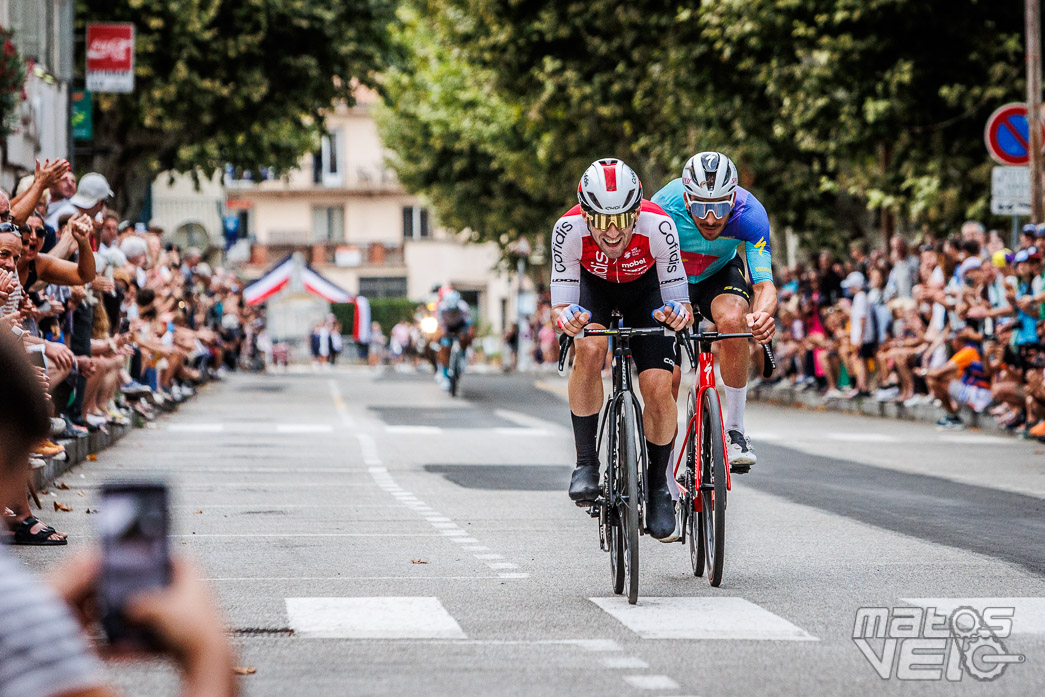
[551,158,691,540]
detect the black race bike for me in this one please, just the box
[559,311,676,604]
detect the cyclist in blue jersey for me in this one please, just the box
[651,152,777,472]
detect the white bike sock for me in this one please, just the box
[723,385,747,434]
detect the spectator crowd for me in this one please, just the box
[770,221,1045,437]
[1,159,260,547]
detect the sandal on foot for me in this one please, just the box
[10,516,68,546]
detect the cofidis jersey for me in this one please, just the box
[651,179,773,285]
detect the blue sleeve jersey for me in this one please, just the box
[650,179,774,285]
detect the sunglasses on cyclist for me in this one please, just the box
[584,208,639,231]
[686,193,735,221]
[0,222,20,233]
[22,226,46,238]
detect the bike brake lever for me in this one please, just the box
[557,333,573,377]
[761,342,777,379]
[677,328,696,372]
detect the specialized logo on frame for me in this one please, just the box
[852,606,1025,681]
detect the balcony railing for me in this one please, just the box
[250,241,405,268]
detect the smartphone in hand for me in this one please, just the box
[98,481,171,650]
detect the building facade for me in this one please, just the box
[169,89,517,333]
[0,0,73,193]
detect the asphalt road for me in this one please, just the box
[15,366,1045,696]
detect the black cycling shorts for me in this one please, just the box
[578,267,677,373]
[688,255,753,321]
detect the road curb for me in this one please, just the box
[749,382,1010,434]
[31,389,205,492]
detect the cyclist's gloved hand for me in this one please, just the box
[652,300,691,331]
[556,304,591,337]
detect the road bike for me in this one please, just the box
[558,311,676,604]
[674,314,775,586]
[446,334,466,397]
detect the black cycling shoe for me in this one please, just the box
[645,484,676,540]
[568,464,600,502]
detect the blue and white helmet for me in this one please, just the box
[681,152,738,199]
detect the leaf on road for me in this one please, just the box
[54,501,73,512]
[232,666,256,675]
[57,481,70,490]
[194,510,203,514]
[85,508,95,514]
[86,454,97,461]
[411,559,429,564]
[77,491,85,496]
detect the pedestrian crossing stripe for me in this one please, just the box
[590,597,818,641]
[286,597,466,639]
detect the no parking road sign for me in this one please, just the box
[985,103,1045,166]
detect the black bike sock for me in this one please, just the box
[646,441,672,490]
[571,412,600,467]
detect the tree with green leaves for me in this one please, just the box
[378,0,1028,258]
[76,0,392,218]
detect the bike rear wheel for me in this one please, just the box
[609,516,625,595]
[618,398,641,604]
[699,388,727,587]
[685,389,705,577]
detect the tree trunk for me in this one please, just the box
[879,141,894,250]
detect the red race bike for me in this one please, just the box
[674,316,775,586]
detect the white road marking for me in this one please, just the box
[276,424,333,433]
[901,598,1045,634]
[493,427,552,436]
[474,554,503,560]
[385,425,442,434]
[173,533,449,538]
[622,675,679,690]
[825,433,896,443]
[462,546,489,552]
[590,597,818,641]
[357,434,382,465]
[168,423,224,432]
[601,656,649,669]
[328,380,357,428]
[336,393,528,582]
[487,562,518,570]
[285,597,466,639]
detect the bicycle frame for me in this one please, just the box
[674,337,731,512]
[673,326,776,509]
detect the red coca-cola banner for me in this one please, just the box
[86,23,134,93]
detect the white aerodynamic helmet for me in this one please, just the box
[681,151,738,199]
[577,158,643,214]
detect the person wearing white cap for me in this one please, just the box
[45,173,114,230]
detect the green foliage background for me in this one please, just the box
[331,298,418,337]
[76,0,393,218]
[376,0,1028,257]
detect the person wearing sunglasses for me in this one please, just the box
[651,151,778,473]
[551,158,691,541]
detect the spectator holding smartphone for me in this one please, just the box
[0,332,238,697]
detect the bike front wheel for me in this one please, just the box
[448,343,462,397]
[685,389,705,577]
[699,388,727,587]
[618,397,641,604]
